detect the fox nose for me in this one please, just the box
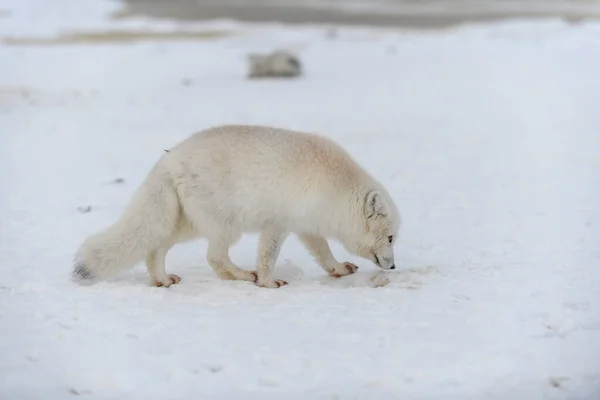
[390,264,396,270]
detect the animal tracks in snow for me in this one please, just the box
[276,260,442,290]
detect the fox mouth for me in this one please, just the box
[374,254,381,268]
[373,254,396,270]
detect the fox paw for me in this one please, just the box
[152,274,181,288]
[249,271,258,282]
[217,270,258,282]
[330,262,358,278]
[255,278,288,288]
[238,270,258,282]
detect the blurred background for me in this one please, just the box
[119,0,600,27]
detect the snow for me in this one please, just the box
[1,0,600,399]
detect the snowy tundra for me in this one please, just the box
[1,0,600,399]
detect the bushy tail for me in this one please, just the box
[72,161,180,282]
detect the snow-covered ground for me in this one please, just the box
[1,0,600,398]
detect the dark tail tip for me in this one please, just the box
[72,257,94,283]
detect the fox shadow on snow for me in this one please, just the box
[103,260,440,290]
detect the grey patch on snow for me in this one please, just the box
[110,177,125,184]
[205,363,224,373]
[548,376,569,389]
[77,206,92,213]
[69,388,91,396]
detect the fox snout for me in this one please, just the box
[374,254,395,270]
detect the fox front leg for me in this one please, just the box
[255,228,289,288]
[298,233,358,278]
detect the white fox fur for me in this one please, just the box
[73,125,401,288]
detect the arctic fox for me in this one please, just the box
[73,125,401,288]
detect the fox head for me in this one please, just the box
[343,189,400,270]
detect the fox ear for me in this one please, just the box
[364,190,388,219]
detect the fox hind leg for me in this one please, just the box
[179,202,256,283]
[146,246,181,287]
[207,236,257,282]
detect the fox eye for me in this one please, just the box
[388,235,393,243]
